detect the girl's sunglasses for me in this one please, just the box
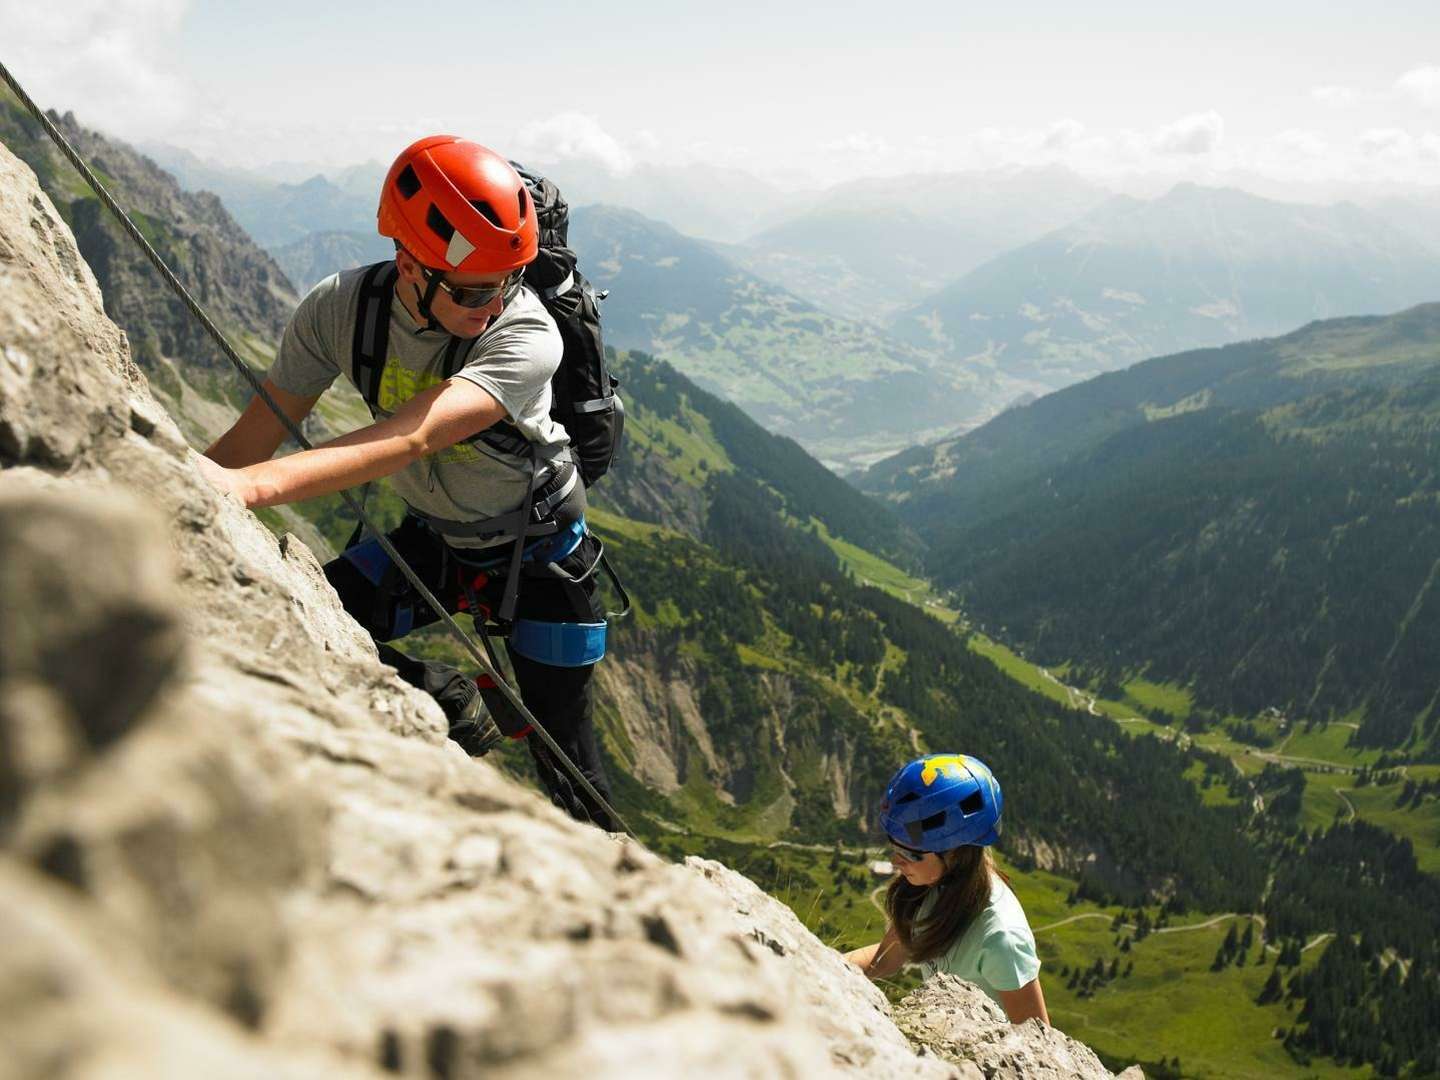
[891,842,928,863]
[422,266,525,309]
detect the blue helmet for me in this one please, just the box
[879,754,1003,851]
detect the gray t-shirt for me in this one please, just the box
[266,265,568,548]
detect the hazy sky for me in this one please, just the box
[3,0,1438,190]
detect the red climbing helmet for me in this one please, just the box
[377,135,537,273]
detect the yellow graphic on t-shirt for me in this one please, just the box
[919,755,975,787]
[376,359,482,464]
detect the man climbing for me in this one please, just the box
[198,135,618,830]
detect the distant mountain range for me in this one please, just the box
[271,229,394,293]
[141,143,802,247]
[888,183,1440,397]
[864,303,1440,751]
[141,142,378,250]
[569,204,1010,470]
[729,166,1108,322]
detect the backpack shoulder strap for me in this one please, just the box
[350,261,398,413]
[440,332,533,458]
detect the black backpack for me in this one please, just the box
[349,163,623,486]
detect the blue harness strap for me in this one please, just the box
[341,517,595,650]
[447,516,586,573]
[340,535,416,637]
[509,619,607,667]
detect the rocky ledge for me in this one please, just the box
[0,138,1139,1079]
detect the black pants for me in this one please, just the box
[323,514,618,830]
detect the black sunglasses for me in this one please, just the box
[421,265,525,308]
[891,841,928,863]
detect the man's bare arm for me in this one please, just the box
[201,378,507,509]
[205,379,322,468]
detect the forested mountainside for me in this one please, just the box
[887,183,1440,397]
[865,305,1440,753]
[566,204,1003,470]
[0,89,295,392]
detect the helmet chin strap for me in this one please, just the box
[413,272,446,334]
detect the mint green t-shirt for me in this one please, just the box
[918,879,1041,1006]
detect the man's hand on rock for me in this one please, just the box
[193,452,256,508]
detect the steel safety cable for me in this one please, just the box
[0,60,633,838]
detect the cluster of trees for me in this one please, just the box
[1265,822,1440,955]
[1254,764,1306,822]
[1282,934,1440,1077]
[1210,919,1263,971]
[1394,777,1439,809]
[1061,956,1133,998]
[1353,765,1404,788]
[1225,719,1277,748]
[1262,821,1440,1075]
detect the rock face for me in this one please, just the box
[0,140,1136,1078]
[895,977,1141,1080]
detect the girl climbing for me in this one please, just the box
[845,754,1049,1025]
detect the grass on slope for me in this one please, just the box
[623,399,734,487]
[810,519,958,624]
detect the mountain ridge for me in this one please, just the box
[887,182,1440,403]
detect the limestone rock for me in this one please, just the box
[0,134,1138,1078]
[894,975,1136,1080]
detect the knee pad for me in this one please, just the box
[509,618,607,667]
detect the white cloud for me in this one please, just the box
[510,113,634,175]
[1151,111,1225,155]
[1040,118,1086,151]
[1395,66,1440,108]
[0,0,194,138]
[1359,128,1440,163]
[1311,85,1360,107]
[1360,127,1415,155]
[1271,129,1330,158]
[819,132,895,160]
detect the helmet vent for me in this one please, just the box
[516,188,529,223]
[469,199,502,228]
[897,792,920,805]
[426,205,455,242]
[959,791,984,816]
[396,165,422,200]
[920,811,946,832]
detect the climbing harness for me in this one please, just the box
[0,60,634,838]
[346,251,631,629]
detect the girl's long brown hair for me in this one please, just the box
[886,846,998,964]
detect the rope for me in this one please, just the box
[0,60,633,838]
